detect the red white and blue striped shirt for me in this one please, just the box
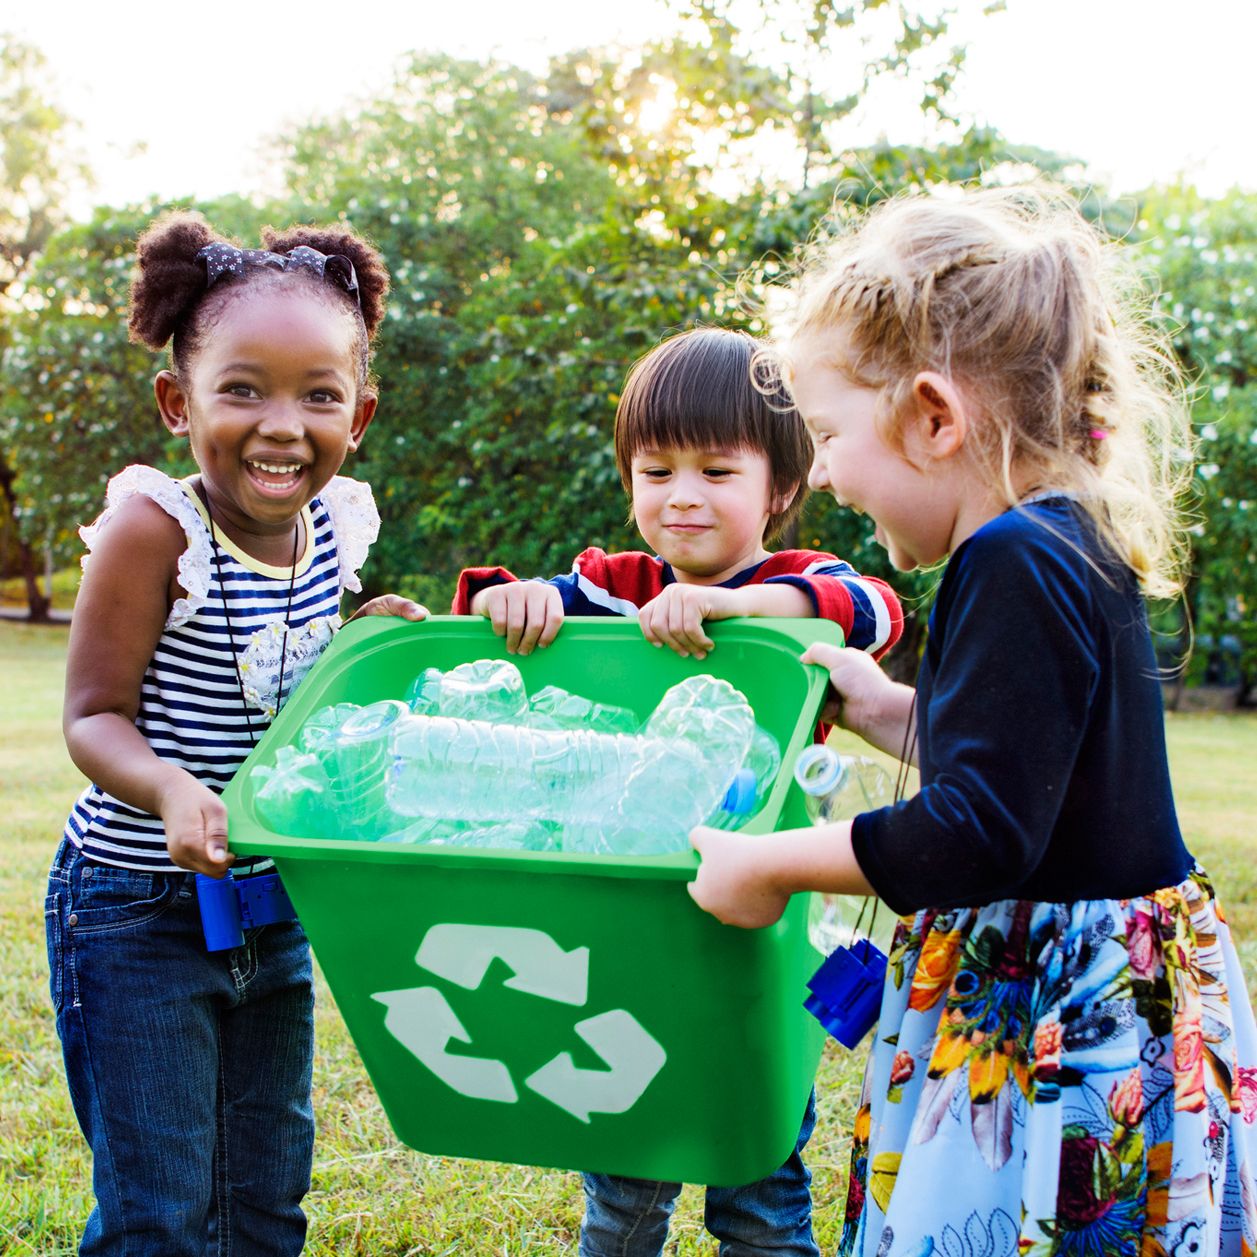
[453,547,903,659]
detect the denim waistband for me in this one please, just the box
[50,835,269,884]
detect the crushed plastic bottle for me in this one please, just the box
[643,676,752,764]
[525,684,640,735]
[793,745,896,954]
[248,700,598,850]
[407,659,528,723]
[315,699,412,839]
[254,721,411,844]
[297,702,362,754]
[250,669,771,855]
[710,725,781,829]
[388,675,756,854]
[252,745,334,837]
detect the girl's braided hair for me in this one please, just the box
[768,184,1195,596]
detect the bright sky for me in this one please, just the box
[9,0,1255,217]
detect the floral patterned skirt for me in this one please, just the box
[839,869,1257,1257]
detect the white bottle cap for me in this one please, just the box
[792,744,846,797]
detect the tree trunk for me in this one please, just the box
[1238,671,1256,710]
[0,450,51,622]
[801,85,815,192]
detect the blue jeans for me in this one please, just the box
[45,838,315,1256]
[580,1090,819,1257]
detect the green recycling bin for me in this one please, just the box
[223,615,838,1186]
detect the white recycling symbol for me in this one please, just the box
[372,924,667,1123]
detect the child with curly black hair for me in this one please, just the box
[50,211,424,1254]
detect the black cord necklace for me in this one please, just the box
[200,485,301,729]
[858,673,920,947]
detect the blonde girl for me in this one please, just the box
[688,185,1257,1256]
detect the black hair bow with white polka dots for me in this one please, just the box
[194,242,360,307]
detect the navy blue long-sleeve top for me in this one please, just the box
[851,496,1194,914]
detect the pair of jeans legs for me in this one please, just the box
[45,838,315,1256]
[580,1090,819,1257]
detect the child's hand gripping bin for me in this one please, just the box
[195,870,297,952]
[220,615,841,1187]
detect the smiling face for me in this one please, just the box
[630,444,788,585]
[789,336,968,571]
[155,287,374,554]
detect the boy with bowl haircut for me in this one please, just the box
[455,327,903,1257]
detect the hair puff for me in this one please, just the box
[128,211,222,351]
[261,224,390,338]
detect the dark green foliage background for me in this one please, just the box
[2,18,1254,691]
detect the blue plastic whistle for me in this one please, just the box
[196,869,297,952]
[804,937,888,1048]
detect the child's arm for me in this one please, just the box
[685,630,913,928]
[637,583,812,660]
[685,638,910,928]
[63,496,235,877]
[635,550,904,662]
[687,820,875,928]
[760,557,903,658]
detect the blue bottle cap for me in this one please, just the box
[720,767,759,815]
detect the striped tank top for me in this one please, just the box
[64,466,379,872]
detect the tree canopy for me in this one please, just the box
[1,7,1253,699]
[1134,187,1257,699]
[0,35,90,618]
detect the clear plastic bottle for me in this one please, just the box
[254,705,413,842]
[793,745,894,823]
[316,699,412,839]
[388,675,756,854]
[297,702,362,754]
[252,745,334,837]
[406,659,529,723]
[525,684,640,735]
[793,745,896,953]
[254,703,392,838]
[709,725,782,830]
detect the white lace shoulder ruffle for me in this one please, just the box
[79,465,213,630]
[317,475,380,594]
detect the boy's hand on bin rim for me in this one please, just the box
[159,773,236,877]
[637,584,738,659]
[348,595,429,622]
[687,825,791,929]
[639,584,813,659]
[471,582,564,655]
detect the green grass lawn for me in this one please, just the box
[1,621,1253,1254]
